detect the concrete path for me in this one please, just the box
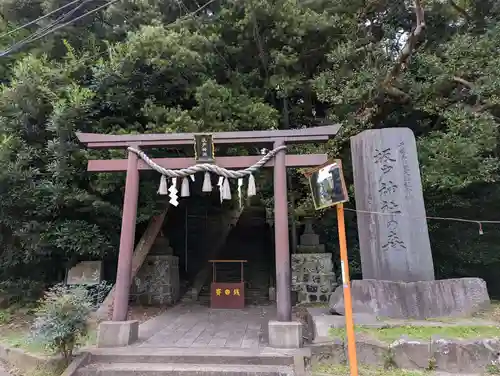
[136,303,276,349]
[0,362,11,376]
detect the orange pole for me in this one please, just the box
[337,202,359,376]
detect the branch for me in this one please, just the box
[449,0,471,23]
[382,0,425,100]
[452,76,474,89]
[452,76,498,113]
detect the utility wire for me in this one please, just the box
[1,0,96,57]
[0,0,121,57]
[175,0,231,70]
[343,207,500,224]
[0,0,219,58]
[0,0,88,40]
[342,207,500,235]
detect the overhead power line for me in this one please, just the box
[0,0,120,57]
[1,0,96,57]
[0,0,90,40]
[0,0,219,58]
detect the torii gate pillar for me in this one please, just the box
[273,139,291,321]
[113,150,140,321]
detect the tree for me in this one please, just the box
[0,0,498,295]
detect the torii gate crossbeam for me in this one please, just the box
[77,125,340,327]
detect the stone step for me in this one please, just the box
[77,363,295,376]
[88,347,297,366]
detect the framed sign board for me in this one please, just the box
[194,134,215,163]
[305,160,349,210]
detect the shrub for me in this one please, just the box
[0,279,46,307]
[30,283,107,362]
[0,309,11,324]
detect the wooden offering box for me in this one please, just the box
[209,260,246,309]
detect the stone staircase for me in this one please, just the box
[179,205,244,302]
[198,206,273,306]
[76,347,303,376]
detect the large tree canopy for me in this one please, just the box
[0,0,499,294]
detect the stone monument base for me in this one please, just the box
[268,321,304,348]
[97,320,139,348]
[329,278,490,319]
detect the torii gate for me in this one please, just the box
[77,125,339,332]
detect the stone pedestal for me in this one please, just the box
[350,128,435,282]
[97,320,139,347]
[131,255,180,305]
[268,321,303,348]
[329,278,490,319]
[292,219,336,304]
[292,254,336,304]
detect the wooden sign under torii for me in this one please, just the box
[194,134,215,163]
[76,125,340,328]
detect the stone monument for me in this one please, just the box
[350,127,434,282]
[131,234,180,305]
[291,218,336,304]
[66,261,103,285]
[329,128,491,319]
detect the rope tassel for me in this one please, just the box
[238,178,243,208]
[202,172,212,192]
[222,178,232,201]
[181,177,190,197]
[158,175,168,195]
[247,174,256,197]
[217,176,224,203]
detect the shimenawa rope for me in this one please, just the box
[127,145,287,178]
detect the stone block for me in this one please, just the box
[391,339,431,369]
[296,244,325,253]
[268,321,303,349]
[66,261,102,285]
[131,255,180,305]
[431,338,500,374]
[307,309,382,340]
[309,340,346,365]
[355,337,386,366]
[97,320,139,348]
[330,278,490,319]
[299,233,320,246]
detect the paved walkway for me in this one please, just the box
[0,362,11,376]
[136,303,275,349]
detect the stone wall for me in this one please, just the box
[131,255,180,305]
[291,253,336,304]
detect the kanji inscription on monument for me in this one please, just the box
[350,128,434,282]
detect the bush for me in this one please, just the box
[30,283,107,362]
[0,279,46,307]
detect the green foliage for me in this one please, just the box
[0,0,498,296]
[0,279,46,306]
[0,310,11,325]
[30,284,104,361]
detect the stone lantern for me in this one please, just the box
[291,217,336,304]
